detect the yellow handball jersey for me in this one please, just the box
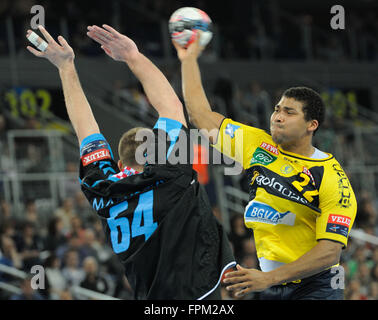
[213,118,357,272]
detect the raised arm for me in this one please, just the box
[87,24,186,126]
[26,26,99,145]
[172,34,225,143]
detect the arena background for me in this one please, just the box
[0,0,377,300]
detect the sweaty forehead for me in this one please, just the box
[277,96,304,112]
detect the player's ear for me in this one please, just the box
[117,160,123,171]
[308,119,319,134]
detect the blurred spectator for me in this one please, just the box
[371,247,378,267]
[356,191,377,231]
[357,264,372,296]
[73,191,94,226]
[0,143,14,177]
[0,235,22,272]
[91,219,106,244]
[80,256,114,296]
[62,248,85,287]
[57,235,88,265]
[85,222,113,264]
[24,199,39,225]
[346,279,367,300]
[42,254,67,300]
[66,216,86,246]
[54,197,77,235]
[10,276,45,300]
[0,221,21,279]
[371,263,378,282]
[80,228,103,261]
[369,281,378,300]
[0,218,17,239]
[14,221,44,271]
[44,217,67,253]
[0,200,14,228]
[23,142,45,173]
[63,162,81,199]
[347,245,368,280]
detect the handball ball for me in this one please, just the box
[169,7,213,48]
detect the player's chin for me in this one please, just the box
[271,131,284,145]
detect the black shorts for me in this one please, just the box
[259,268,344,300]
[202,285,222,300]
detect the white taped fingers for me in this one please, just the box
[37,40,48,52]
[26,31,39,46]
[27,31,48,52]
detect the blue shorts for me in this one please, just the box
[259,269,344,300]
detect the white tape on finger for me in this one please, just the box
[37,41,48,52]
[27,31,48,52]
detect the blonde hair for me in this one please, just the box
[118,127,151,167]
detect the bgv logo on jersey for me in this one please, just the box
[326,214,350,237]
[245,200,296,226]
[82,149,111,166]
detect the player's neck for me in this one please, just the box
[129,165,144,173]
[280,139,315,158]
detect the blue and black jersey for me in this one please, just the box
[79,118,236,300]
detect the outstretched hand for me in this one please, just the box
[87,25,139,63]
[172,31,205,62]
[26,26,74,70]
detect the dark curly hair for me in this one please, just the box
[282,87,325,135]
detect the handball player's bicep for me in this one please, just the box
[190,109,225,144]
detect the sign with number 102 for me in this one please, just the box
[3,88,52,119]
